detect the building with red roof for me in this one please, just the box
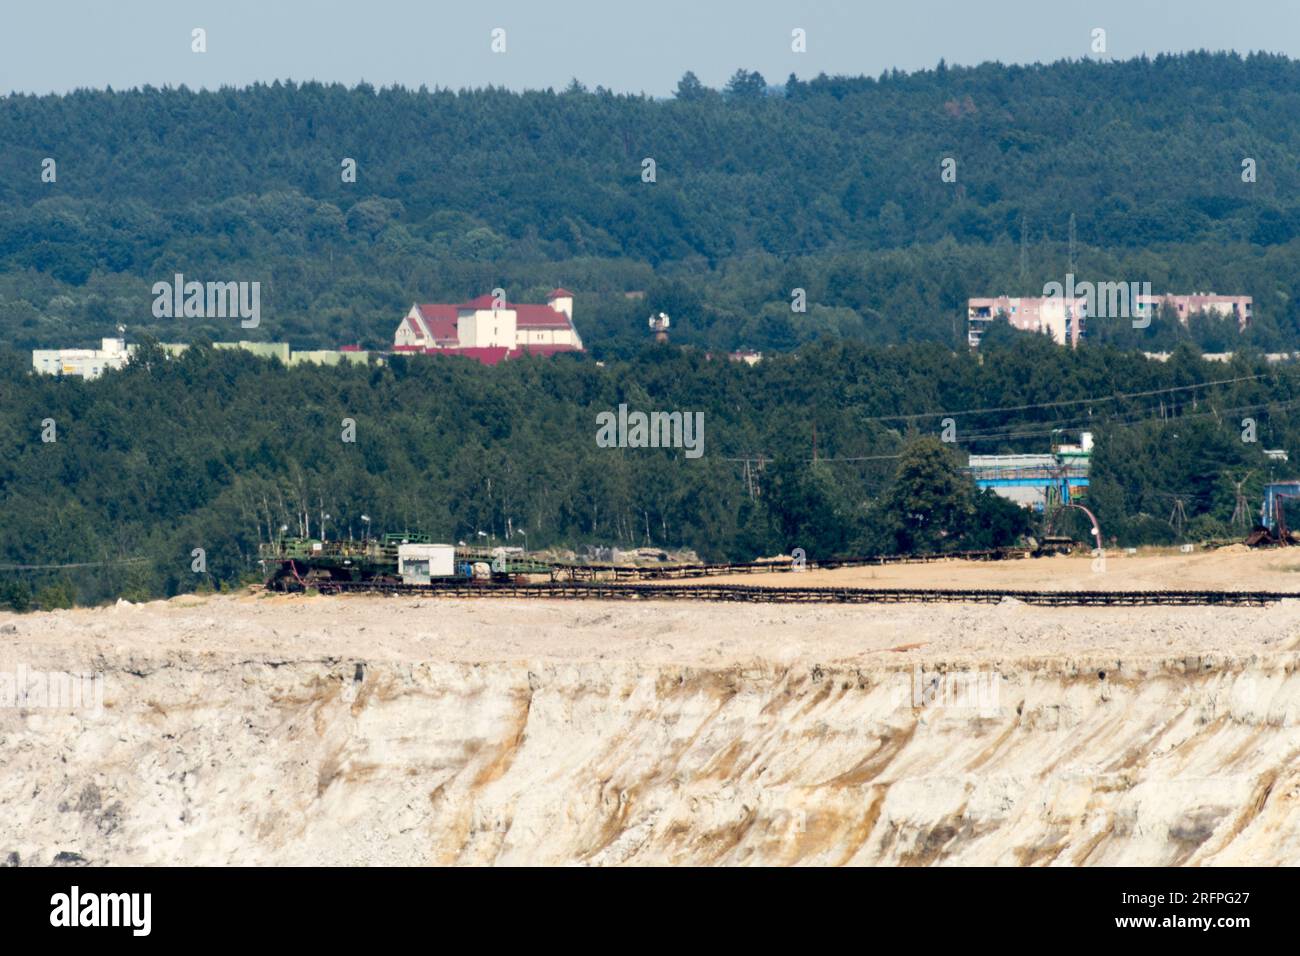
[394,289,582,363]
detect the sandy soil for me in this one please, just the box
[3,586,1300,668]
[679,545,1300,592]
[3,556,1300,866]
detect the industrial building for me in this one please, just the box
[33,340,374,377]
[31,338,135,380]
[393,289,583,365]
[967,433,1092,511]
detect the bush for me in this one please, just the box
[0,579,33,613]
[34,580,75,611]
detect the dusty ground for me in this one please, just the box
[683,545,1300,592]
[2,551,1300,866]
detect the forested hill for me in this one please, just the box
[3,52,1300,353]
[1,337,1295,607]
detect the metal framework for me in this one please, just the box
[310,579,1291,607]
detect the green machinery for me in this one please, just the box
[258,532,552,591]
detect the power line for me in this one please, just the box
[861,374,1270,423]
[0,557,150,571]
[952,394,1300,445]
[720,392,1300,464]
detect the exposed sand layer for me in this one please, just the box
[680,546,1300,592]
[3,567,1300,866]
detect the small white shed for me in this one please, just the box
[398,543,456,584]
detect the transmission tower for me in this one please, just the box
[1230,471,1255,530]
[1168,497,1188,538]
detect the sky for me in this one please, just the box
[2,0,1299,97]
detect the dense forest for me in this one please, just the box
[2,335,1297,608]
[2,53,1300,354]
[6,54,1300,607]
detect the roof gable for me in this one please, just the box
[415,304,458,342]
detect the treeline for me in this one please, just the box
[1,336,1296,608]
[2,52,1300,354]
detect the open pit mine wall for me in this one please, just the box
[3,651,1300,866]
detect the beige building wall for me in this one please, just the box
[288,350,369,367]
[516,327,580,347]
[213,341,291,362]
[458,307,517,348]
[548,293,574,320]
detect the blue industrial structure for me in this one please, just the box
[966,432,1093,513]
[971,465,1089,509]
[1260,481,1300,532]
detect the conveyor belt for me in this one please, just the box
[314,580,1293,606]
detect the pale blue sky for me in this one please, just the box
[2,0,1298,96]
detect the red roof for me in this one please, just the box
[548,288,575,299]
[454,296,571,329]
[459,294,505,310]
[514,304,571,328]
[414,304,458,343]
[396,344,583,366]
[447,347,512,366]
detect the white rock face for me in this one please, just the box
[2,594,1298,866]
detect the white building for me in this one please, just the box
[394,289,583,363]
[32,338,136,380]
[968,291,1252,349]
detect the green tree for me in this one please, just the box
[723,69,767,100]
[673,71,707,101]
[882,438,976,553]
[761,459,850,558]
